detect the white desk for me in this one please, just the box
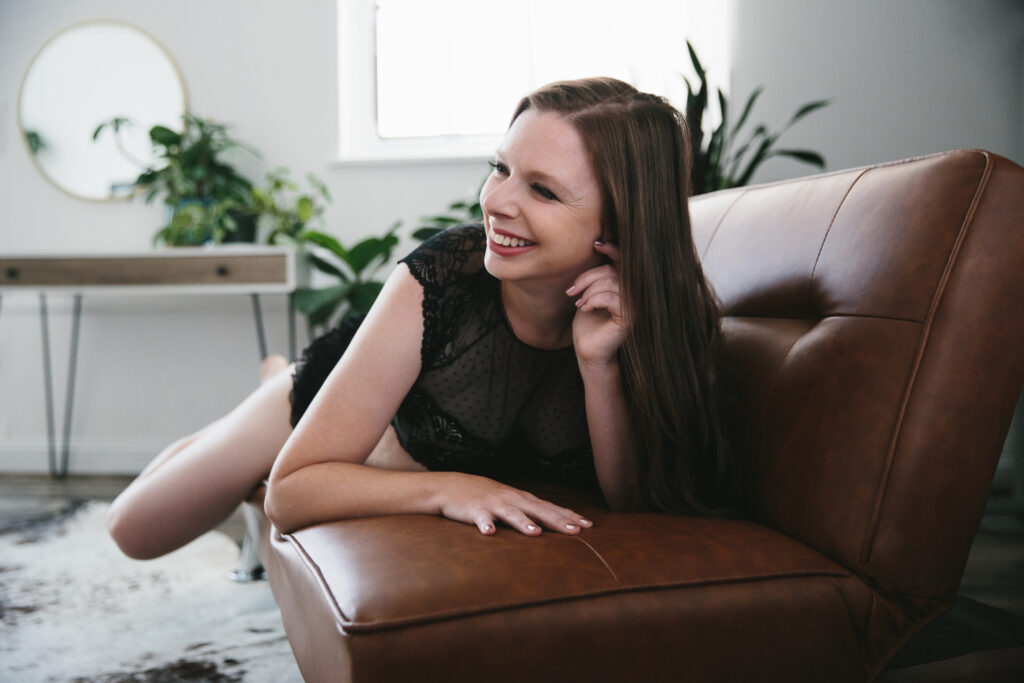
[0,247,297,478]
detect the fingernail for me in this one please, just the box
[566,523,577,530]
[527,524,537,532]
[574,299,583,308]
[579,519,592,526]
[566,285,576,295]
[594,240,605,246]
[481,524,492,532]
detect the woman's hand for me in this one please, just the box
[568,241,625,369]
[436,472,593,536]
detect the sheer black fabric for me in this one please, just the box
[290,224,596,489]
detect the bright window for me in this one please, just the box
[337,0,731,163]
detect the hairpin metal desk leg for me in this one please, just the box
[39,293,82,479]
[288,293,297,361]
[250,293,268,361]
[61,294,83,479]
[39,294,58,478]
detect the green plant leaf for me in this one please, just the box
[726,125,768,180]
[346,233,399,275]
[730,87,763,138]
[735,135,775,187]
[788,99,831,125]
[299,229,349,260]
[686,40,705,82]
[421,215,463,226]
[293,284,352,321]
[350,281,384,314]
[767,148,826,167]
[149,125,181,147]
[307,252,350,280]
[413,227,443,241]
[296,196,314,222]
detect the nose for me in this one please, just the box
[480,174,519,221]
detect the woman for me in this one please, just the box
[108,77,737,560]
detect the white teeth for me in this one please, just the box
[489,226,531,248]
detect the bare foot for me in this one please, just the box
[259,354,290,384]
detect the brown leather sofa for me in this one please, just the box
[250,149,1024,682]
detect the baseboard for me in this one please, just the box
[0,438,158,475]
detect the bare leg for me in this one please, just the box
[108,356,295,560]
[131,355,289,483]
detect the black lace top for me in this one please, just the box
[290,224,596,489]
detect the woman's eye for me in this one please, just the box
[532,184,557,201]
[488,160,509,175]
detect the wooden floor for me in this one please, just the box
[0,474,249,545]
[1,473,1022,615]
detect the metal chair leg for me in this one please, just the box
[228,502,266,582]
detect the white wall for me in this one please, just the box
[1,0,1022,475]
[731,0,1024,183]
[0,0,487,474]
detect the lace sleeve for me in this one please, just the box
[398,224,487,367]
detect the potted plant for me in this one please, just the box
[251,167,332,245]
[414,175,486,241]
[291,224,402,334]
[683,40,830,195]
[247,166,401,332]
[94,113,259,245]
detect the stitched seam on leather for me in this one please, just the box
[340,568,853,634]
[808,168,870,304]
[573,536,619,582]
[858,150,992,569]
[282,533,353,625]
[698,189,746,261]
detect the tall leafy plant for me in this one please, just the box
[414,175,487,241]
[684,40,830,195]
[291,224,402,331]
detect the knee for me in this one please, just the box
[106,495,162,561]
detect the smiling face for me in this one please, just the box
[480,109,605,290]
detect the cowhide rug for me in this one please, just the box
[0,501,301,682]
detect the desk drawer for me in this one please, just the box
[0,252,290,288]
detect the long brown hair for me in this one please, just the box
[512,78,740,515]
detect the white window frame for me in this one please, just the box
[337,0,501,164]
[336,0,731,165]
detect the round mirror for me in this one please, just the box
[18,20,188,201]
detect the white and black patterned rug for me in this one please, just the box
[0,501,301,682]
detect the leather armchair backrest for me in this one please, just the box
[689,150,1024,601]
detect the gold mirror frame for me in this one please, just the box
[17,19,189,203]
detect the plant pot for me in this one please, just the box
[224,209,258,244]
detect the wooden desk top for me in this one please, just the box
[0,246,296,295]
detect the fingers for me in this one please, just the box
[477,498,593,536]
[569,269,621,318]
[475,514,497,535]
[566,264,618,298]
[575,290,621,318]
[594,240,621,264]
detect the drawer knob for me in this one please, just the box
[216,265,230,277]
[5,267,18,280]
